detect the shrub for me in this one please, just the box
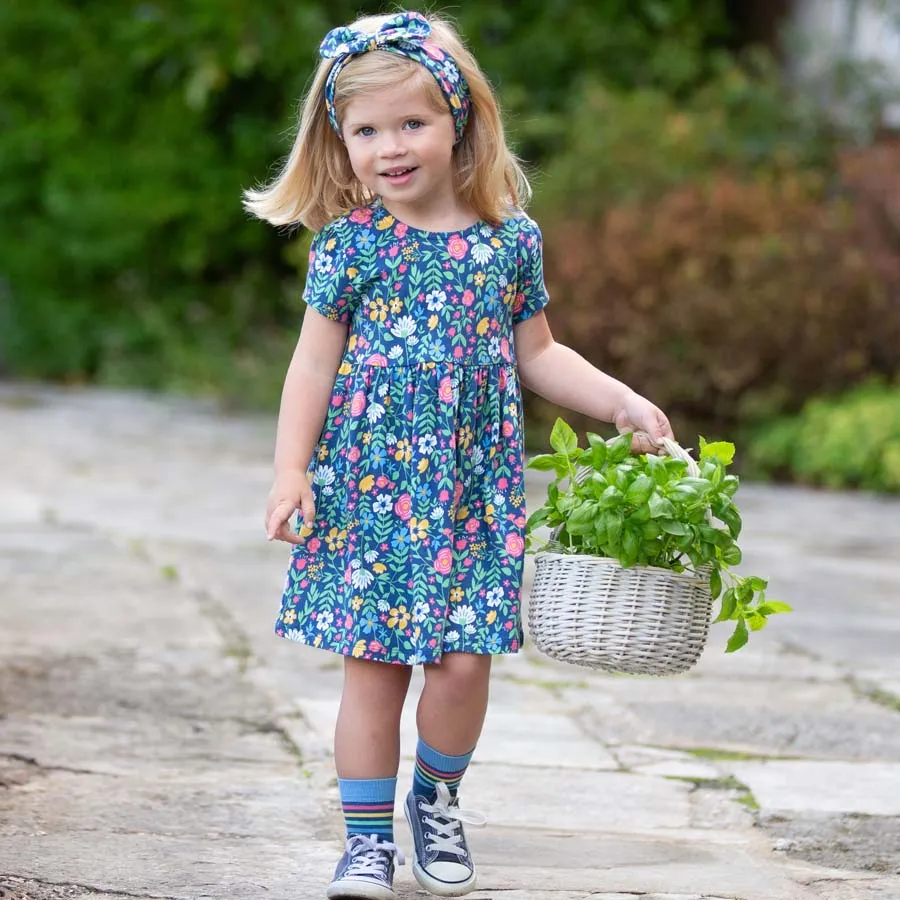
[747,382,900,492]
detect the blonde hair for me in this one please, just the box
[243,11,531,231]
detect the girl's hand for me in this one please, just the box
[613,390,674,454]
[265,470,316,543]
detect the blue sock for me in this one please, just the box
[339,776,396,841]
[412,738,474,801]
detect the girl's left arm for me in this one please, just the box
[514,312,674,451]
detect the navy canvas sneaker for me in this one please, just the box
[403,782,486,897]
[326,833,404,900]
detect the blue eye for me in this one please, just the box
[357,126,375,137]
[405,120,423,130]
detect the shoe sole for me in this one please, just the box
[326,877,396,900]
[403,803,477,897]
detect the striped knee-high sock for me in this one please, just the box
[339,776,396,841]
[412,738,474,801]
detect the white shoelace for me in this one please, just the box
[345,834,405,877]
[420,782,487,859]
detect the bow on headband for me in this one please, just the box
[319,11,471,143]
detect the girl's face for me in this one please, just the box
[341,78,457,224]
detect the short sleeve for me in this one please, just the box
[513,217,551,324]
[302,218,367,323]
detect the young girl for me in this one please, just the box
[245,10,672,899]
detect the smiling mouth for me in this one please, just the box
[381,166,417,177]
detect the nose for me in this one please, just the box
[378,131,407,158]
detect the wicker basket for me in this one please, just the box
[527,437,713,676]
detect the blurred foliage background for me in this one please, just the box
[2,0,899,489]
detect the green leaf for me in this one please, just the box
[747,612,768,632]
[725,618,749,653]
[747,576,768,591]
[550,418,578,456]
[721,543,743,566]
[625,474,654,505]
[587,433,608,469]
[526,508,551,531]
[709,568,722,599]
[648,494,676,518]
[699,436,736,466]
[607,432,633,463]
[528,454,557,471]
[757,600,793,614]
[714,587,737,622]
[660,519,690,536]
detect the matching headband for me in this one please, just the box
[319,11,471,144]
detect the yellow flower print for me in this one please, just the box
[389,297,404,314]
[376,214,395,230]
[318,445,329,461]
[418,458,429,473]
[363,432,372,444]
[346,266,358,278]
[449,587,464,603]
[504,284,517,306]
[456,505,470,521]
[490,237,503,248]
[351,595,364,611]
[387,605,410,629]
[359,474,375,493]
[486,610,497,625]
[338,361,352,375]
[484,503,495,524]
[428,314,439,330]
[473,271,486,287]
[372,562,387,574]
[394,439,412,463]
[325,237,337,251]
[314,634,322,647]
[402,246,418,261]
[298,522,314,539]
[368,298,388,322]
[352,639,367,658]
[457,425,474,450]
[282,608,297,625]
[409,517,429,542]
[348,334,358,351]
[476,317,490,336]
[326,527,347,551]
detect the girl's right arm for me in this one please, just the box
[265,308,349,543]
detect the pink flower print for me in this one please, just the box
[438,377,454,403]
[294,557,307,570]
[455,538,468,552]
[399,264,407,273]
[497,477,509,490]
[376,475,389,488]
[307,538,321,553]
[394,222,408,238]
[344,614,353,629]
[366,354,388,367]
[502,420,514,437]
[348,446,361,463]
[350,390,367,417]
[422,42,445,61]
[499,368,507,390]
[465,518,479,534]
[369,640,384,654]
[500,337,511,362]
[389,245,400,257]
[439,489,450,503]
[505,533,525,558]
[447,235,468,260]
[350,207,373,224]
[394,493,413,521]
[453,480,464,507]
[513,292,525,316]
[434,547,453,574]
[462,290,474,307]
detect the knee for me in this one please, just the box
[425,653,491,704]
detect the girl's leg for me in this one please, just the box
[414,652,492,797]
[335,656,413,840]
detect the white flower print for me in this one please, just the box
[284,628,307,644]
[364,550,380,564]
[377,383,389,398]
[445,629,460,644]
[388,345,404,359]
[493,491,507,509]
[406,651,427,665]
[472,445,485,474]
[479,224,494,239]
[351,567,374,590]
[373,493,392,514]
[486,587,504,607]
[425,289,446,312]
[391,315,417,339]
[376,599,390,613]
[313,252,335,275]
[418,434,438,454]
[367,402,385,424]
[317,611,334,631]
[430,503,444,520]
[449,605,476,627]
[314,465,336,495]
[489,336,500,357]
[470,243,494,265]
[498,273,509,289]
[413,601,430,623]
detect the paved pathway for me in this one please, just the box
[1,385,899,900]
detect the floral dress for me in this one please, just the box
[275,200,549,665]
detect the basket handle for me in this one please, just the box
[654,435,700,478]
